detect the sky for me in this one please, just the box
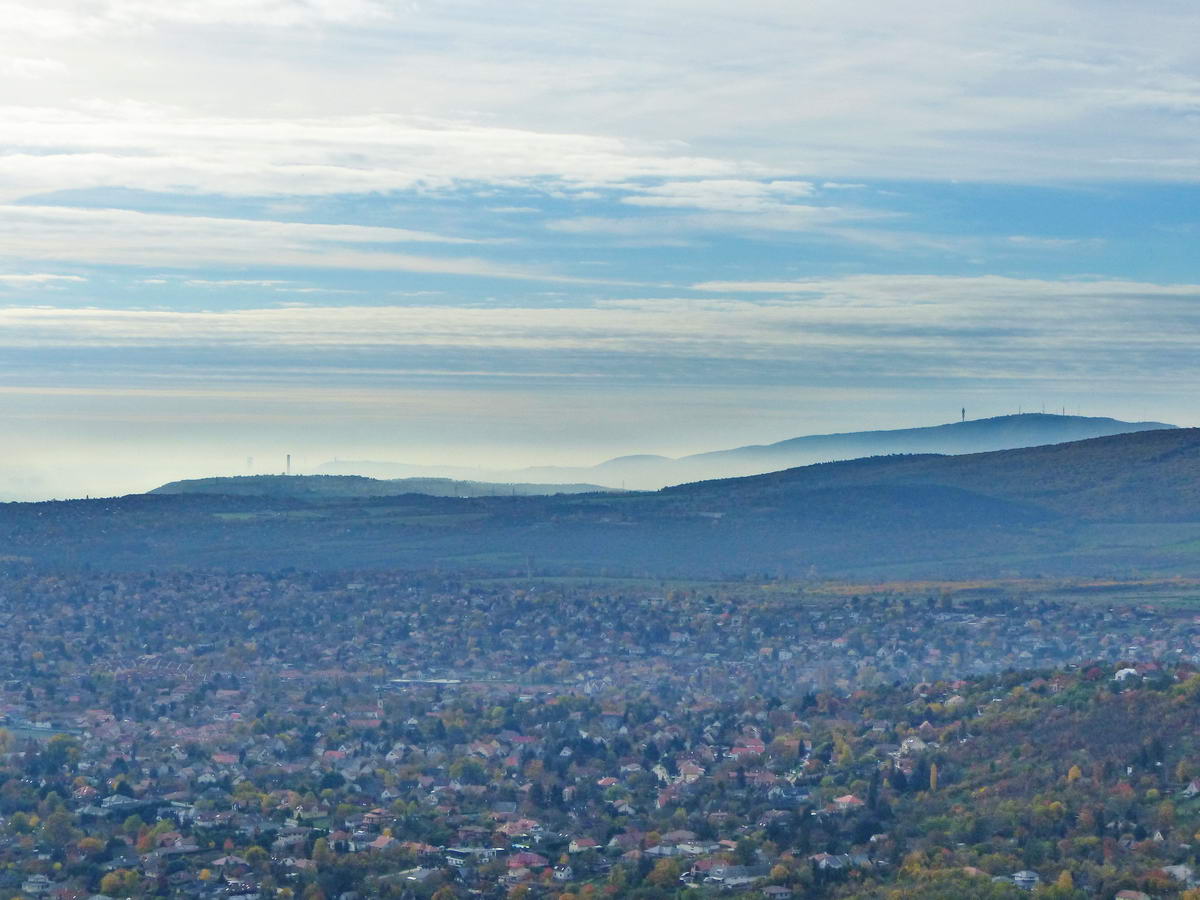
[2,0,1199,499]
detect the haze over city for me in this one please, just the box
[3,0,1200,499]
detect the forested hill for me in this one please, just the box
[681,411,1176,471]
[667,425,1200,523]
[318,413,1176,489]
[150,474,616,499]
[2,428,1200,577]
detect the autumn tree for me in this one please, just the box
[100,869,139,896]
[313,836,333,866]
[646,858,681,888]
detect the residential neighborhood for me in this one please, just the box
[0,571,1197,897]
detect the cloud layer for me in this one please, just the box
[5,1,1199,183]
[0,106,750,202]
[1,1,1198,498]
[4,276,1198,385]
[0,205,572,279]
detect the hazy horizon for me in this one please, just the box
[3,406,1191,502]
[3,1,1200,501]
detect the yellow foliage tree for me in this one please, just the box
[1067,764,1082,783]
[899,850,927,879]
[833,734,853,767]
[646,858,681,888]
[99,869,139,896]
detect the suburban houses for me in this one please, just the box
[0,571,1196,896]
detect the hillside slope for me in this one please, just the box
[2,428,1199,577]
[150,474,615,499]
[318,414,1175,488]
[684,412,1174,471]
[768,661,1200,899]
[669,427,1200,522]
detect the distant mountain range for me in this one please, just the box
[665,426,1200,523]
[2,425,1199,580]
[317,413,1175,489]
[150,474,618,499]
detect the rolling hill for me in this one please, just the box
[316,413,1175,489]
[1,427,1198,578]
[666,425,1200,522]
[150,474,617,499]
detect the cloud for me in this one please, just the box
[546,201,884,239]
[114,0,392,28]
[5,2,1199,191]
[0,106,752,202]
[2,276,1197,388]
[687,274,1200,303]
[621,179,815,213]
[1006,235,1103,250]
[0,205,589,281]
[574,176,888,236]
[184,279,293,287]
[0,273,85,286]
[272,287,361,294]
[1,56,67,78]
[2,0,392,35]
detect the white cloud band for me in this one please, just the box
[1,277,1196,382]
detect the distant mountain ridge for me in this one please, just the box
[666,425,1200,523]
[150,474,617,499]
[317,413,1175,488]
[3,425,1200,579]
